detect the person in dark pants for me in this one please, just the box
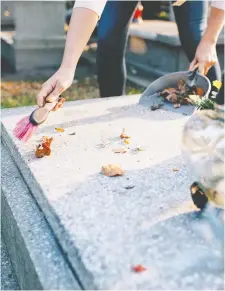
[36,1,224,106]
[97,1,221,97]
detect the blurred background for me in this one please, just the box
[1,1,224,108]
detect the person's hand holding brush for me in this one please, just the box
[37,7,100,107]
[37,67,74,108]
[14,7,100,142]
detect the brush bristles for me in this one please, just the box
[13,116,37,142]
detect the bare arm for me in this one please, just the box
[37,7,99,107]
[61,7,98,71]
[202,7,224,46]
[189,6,225,74]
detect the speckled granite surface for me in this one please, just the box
[2,95,224,290]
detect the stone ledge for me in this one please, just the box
[2,97,223,290]
[129,20,224,46]
[14,36,66,50]
[1,143,80,290]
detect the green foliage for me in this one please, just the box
[1,79,144,108]
[194,98,216,110]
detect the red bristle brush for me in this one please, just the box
[13,97,64,142]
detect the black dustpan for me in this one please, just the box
[139,71,211,115]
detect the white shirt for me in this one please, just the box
[74,0,225,18]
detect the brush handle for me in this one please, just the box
[30,101,58,126]
[43,101,58,112]
[187,66,198,81]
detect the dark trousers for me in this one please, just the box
[97,1,221,97]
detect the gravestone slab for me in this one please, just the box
[1,95,224,290]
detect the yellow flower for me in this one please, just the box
[213,80,222,90]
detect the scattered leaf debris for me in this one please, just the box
[113,148,127,154]
[125,185,135,190]
[135,146,143,152]
[195,87,204,96]
[151,104,163,111]
[132,265,147,273]
[120,128,130,139]
[159,79,205,107]
[40,136,48,142]
[68,132,76,136]
[55,127,65,133]
[101,164,125,177]
[35,137,53,158]
[123,139,130,145]
[173,168,179,172]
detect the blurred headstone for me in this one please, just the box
[13,1,66,71]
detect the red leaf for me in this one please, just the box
[132,265,147,273]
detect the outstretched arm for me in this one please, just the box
[37,1,106,107]
[189,2,225,75]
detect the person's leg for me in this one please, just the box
[97,1,137,97]
[173,1,221,82]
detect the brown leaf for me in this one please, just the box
[40,136,49,142]
[55,127,65,133]
[132,265,147,273]
[196,87,204,96]
[35,146,45,158]
[120,128,130,139]
[173,168,179,172]
[113,148,127,154]
[101,164,125,177]
[166,93,178,103]
[35,137,53,158]
[182,97,191,105]
[161,88,176,96]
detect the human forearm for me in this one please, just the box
[201,7,225,45]
[61,7,98,71]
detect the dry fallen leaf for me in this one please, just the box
[132,265,147,273]
[35,137,53,158]
[40,136,48,142]
[101,164,125,177]
[196,87,204,96]
[161,88,176,95]
[55,127,65,133]
[173,168,179,172]
[113,148,127,154]
[123,139,130,145]
[120,128,130,139]
[125,185,135,190]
